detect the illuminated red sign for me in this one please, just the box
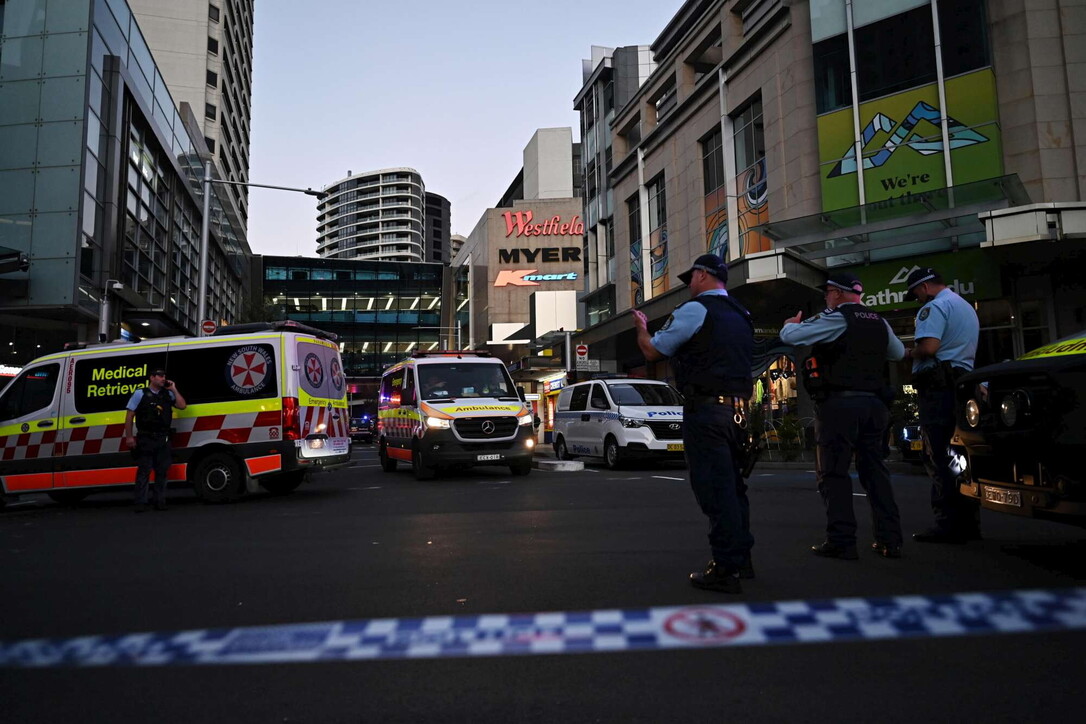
[503,211,584,238]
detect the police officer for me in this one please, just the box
[632,254,755,594]
[905,267,981,544]
[780,272,906,559]
[124,368,187,512]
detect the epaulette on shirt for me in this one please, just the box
[802,308,839,323]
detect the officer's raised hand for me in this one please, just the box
[632,309,649,331]
[784,310,803,325]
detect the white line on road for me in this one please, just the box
[348,487,382,490]
[853,493,867,497]
[652,476,685,481]
[478,481,511,485]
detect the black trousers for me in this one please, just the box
[133,434,171,505]
[918,387,980,534]
[815,396,902,548]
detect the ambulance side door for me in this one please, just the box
[0,360,63,493]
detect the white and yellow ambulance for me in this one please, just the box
[0,321,350,507]
[378,351,536,479]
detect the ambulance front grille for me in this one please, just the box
[454,417,518,439]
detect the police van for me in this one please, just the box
[0,321,350,508]
[552,377,686,469]
[378,351,535,479]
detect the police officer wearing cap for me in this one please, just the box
[905,267,981,544]
[633,254,755,594]
[780,272,906,559]
[124,368,187,512]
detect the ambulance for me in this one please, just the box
[0,321,350,508]
[378,351,535,479]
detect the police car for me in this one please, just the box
[0,321,350,508]
[552,378,686,469]
[953,331,1086,525]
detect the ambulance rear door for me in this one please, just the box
[294,336,349,458]
[0,358,65,494]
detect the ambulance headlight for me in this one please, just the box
[620,416,644,428]
[964,399,981,428]
[517,414,533,426]
[425,416,451,429]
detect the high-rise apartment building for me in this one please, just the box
[316,169,427,263]
[128,0,255,227]
[424,192,451,264]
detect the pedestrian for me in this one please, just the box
[905,267,981,544]
[124,368,187,512]
[632,253,755,594]
[780,272,906,559]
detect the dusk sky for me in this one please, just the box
[246,0,682,257]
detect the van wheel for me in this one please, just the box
[259,470,305,496]
[192,453,243,503]
[47,490,90,506]
[379,441,397,472]
[412,445,437,481]
[510,461,532,476]
[555,436,575,460]
[604,436,623,470]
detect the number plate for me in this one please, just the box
[667,444,684,452]
[982,485,1022,507]
[476,454,501,462]
[910,441,923,451]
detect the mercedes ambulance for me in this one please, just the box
[0,320,350,508]
[377,351,535,479]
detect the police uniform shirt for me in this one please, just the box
[780,303,905,360]
[912,288,979,373]
[126,388,177,411]
[649,289,730,357]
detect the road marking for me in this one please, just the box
[757,473,776,477]
[853,493,867,497]
[348,487,382,491]
[652,476,685,481]
[477,481,511,485]
[2,588,1082,668]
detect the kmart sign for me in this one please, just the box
[849,249,1000,312]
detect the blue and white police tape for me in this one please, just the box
[2,587,1085,668]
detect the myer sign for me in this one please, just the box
[850,249,1000,312]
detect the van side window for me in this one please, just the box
[568,385,590,412]
[556,387,572,411]
[381,371,403,405]
[169,343,278,405]
[73,352,167,414]
[401,367,417,406]
[590,384,610,410]
[0,363,60,420]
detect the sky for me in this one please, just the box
[246,0,683,258]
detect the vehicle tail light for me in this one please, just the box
[283,397,301,440]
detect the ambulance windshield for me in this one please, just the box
[418,363,517,401]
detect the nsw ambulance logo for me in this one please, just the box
[304,353,324,387]
[227,346,272,395]
[329,358,344,392]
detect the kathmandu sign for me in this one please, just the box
[848,249,1000,312]
[503,211,584,238]
[493,270,579,287]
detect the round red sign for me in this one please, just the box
[201,319,217,335]
[575,344,588,357]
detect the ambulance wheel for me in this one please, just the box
[192,453,243,503]
[604,436,624,470]
[379,441,397,472]
[48,490,90,506]
[260,470,305,496]
[412,445,437,481]
[555,436,575,460]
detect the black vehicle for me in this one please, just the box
[350,416,374,443]
[895,424,925,464]
[953,331,1086,526]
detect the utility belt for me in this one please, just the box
[684,395,763,479]
[913,361,967,391]
[684,394,742,408]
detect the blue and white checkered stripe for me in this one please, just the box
[3,587,1085,668]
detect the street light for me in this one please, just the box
[197,160,325,334]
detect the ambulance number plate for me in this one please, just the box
[477,454,501,461]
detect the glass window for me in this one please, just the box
[813,33,853,114]
[855,6,936,101]
[568,385,590,412]
[647,175,666,231]
[938,0,990,77]
[205,103,217,120]
[208,36,219,55]
[590,384,610,410]
[0,364,61,421]
[733,97,764,174]
[416,363,516,400]
[209,4,220,22]
[701,128,725,195]
[265,267,287,280]
[206,70,218,87]
[607,383,683,406]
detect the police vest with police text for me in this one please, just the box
[808,305,889,393]
[672,295,755,398]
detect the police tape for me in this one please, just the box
[2,587,1084,668]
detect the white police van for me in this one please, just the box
[552,377,686,469]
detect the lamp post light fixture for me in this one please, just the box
[197,160,325,334]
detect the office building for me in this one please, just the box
[128,0,255,227]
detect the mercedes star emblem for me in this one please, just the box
[481,420,496,435]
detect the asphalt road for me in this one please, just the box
[2,445,1084,722]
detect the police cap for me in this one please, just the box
[149,368,167,377]
[905,267,939,300]
[816,272,863,294]
[678,254,728,286]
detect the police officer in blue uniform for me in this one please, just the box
[780,272,906,559]
[633,254,755,594]
[905,267,981,544]
[124,368,187,512]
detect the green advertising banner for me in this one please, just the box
[817,69,1003,212]
[847,248,1001,312]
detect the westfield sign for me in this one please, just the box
[503,210,584,238]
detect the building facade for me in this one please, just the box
[578,0,1084,413]
[0,0,250,366]
[128,0,255,228]
[315,168,427,263]
[424,191,450,264]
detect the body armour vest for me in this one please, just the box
[809,305,889,392]
[135,387,173,435]
[672,295,755,398]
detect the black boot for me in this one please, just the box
[689,561,742,593]
[811,541,858,560]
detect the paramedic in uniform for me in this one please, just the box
[780,272,906,559]
[905,267,982,544]
[124,368,187,512]
[633,254,755,594]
